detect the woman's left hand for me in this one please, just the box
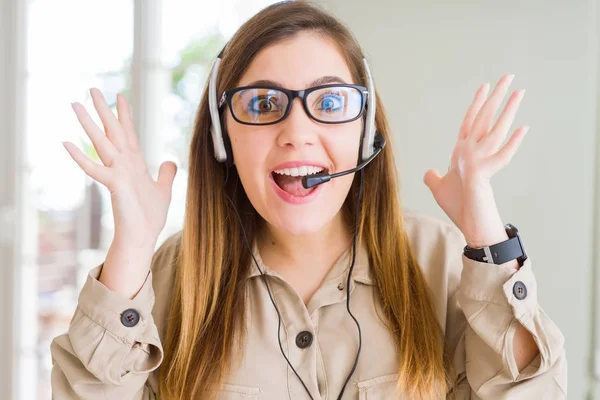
[423,74,528,250]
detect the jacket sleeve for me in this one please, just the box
[50,236,178,400]
[443,225,567,400]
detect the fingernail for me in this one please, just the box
[520,89,526,98]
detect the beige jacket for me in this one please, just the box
[51,210,567,399]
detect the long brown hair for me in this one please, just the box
[159,1,454,398]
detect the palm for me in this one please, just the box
[428,167,464,227]
[424,74,529,244]
[63,88,178,248]
[107,151,172,242]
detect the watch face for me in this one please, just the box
[504,223,518,238]
[505,223,528,264]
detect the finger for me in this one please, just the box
[457,83,490,141]
[157,161,178,194]
[423,168,442,193]
[90,88,128,151]
[63,141,112,184]
[478,90,526,155]
[484,126,529,175]
[470,74,515,143]
[71,102,119,166]
[116,93,141,151]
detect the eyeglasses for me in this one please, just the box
[218,84,368,126]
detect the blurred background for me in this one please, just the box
[0,0,597,399]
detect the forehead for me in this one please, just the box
[237,31,355,89]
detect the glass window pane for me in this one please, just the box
[24,1,133,399]
[158,0,281,241]
[21,1,280,398]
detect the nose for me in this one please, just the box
[275,97,318,150]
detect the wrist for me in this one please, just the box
[463,223,527,270]
[99,238,156,299]
[465,226,509,249]
[112,232,158,253]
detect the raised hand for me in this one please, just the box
[63,88,177,251]
[423,74,528,251]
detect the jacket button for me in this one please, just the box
[512,281,527,300]
[295,331,313,349]
[121,309,140,327]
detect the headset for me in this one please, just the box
[207,45,386,399]
[208,48,386,175]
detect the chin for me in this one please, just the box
[265,210,333,237]
[255,209,333,236]
[249,179,349,237]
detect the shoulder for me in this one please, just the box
[403,208,466,254]
[401,208,465,300]
[151,230,183,274]
[150,230,182,340]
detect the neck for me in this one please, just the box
[257,212,353,279]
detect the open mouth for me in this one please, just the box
[270,167,328,197]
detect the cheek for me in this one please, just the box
[227,127,271,200]
[327,122,363,170]
[322,123,363,206]
[228,125,265,167]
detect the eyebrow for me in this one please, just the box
[244,75,348,88]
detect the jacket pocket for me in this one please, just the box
[357,374,400,400]
[216,383,261,400]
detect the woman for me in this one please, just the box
[51,1,566,399]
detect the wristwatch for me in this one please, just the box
[463,223,528,267]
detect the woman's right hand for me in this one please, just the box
[64,88,177,251]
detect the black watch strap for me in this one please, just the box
[463,223,528,266]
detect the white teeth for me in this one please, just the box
[273,166,325,177]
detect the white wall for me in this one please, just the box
[0,0,18,398]
[320,0,597,398]
[0,0,26,398]
[0,0,9,396]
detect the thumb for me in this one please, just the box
[423,169,442,193]
[157,161,178,193]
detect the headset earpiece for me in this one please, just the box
[209,55,231,164]
[360,57,377,163]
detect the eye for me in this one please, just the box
[315,93,344,113]
[248,95,281,114]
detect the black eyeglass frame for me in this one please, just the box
[218,83,369,126]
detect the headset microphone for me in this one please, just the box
[302,135,386,189]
